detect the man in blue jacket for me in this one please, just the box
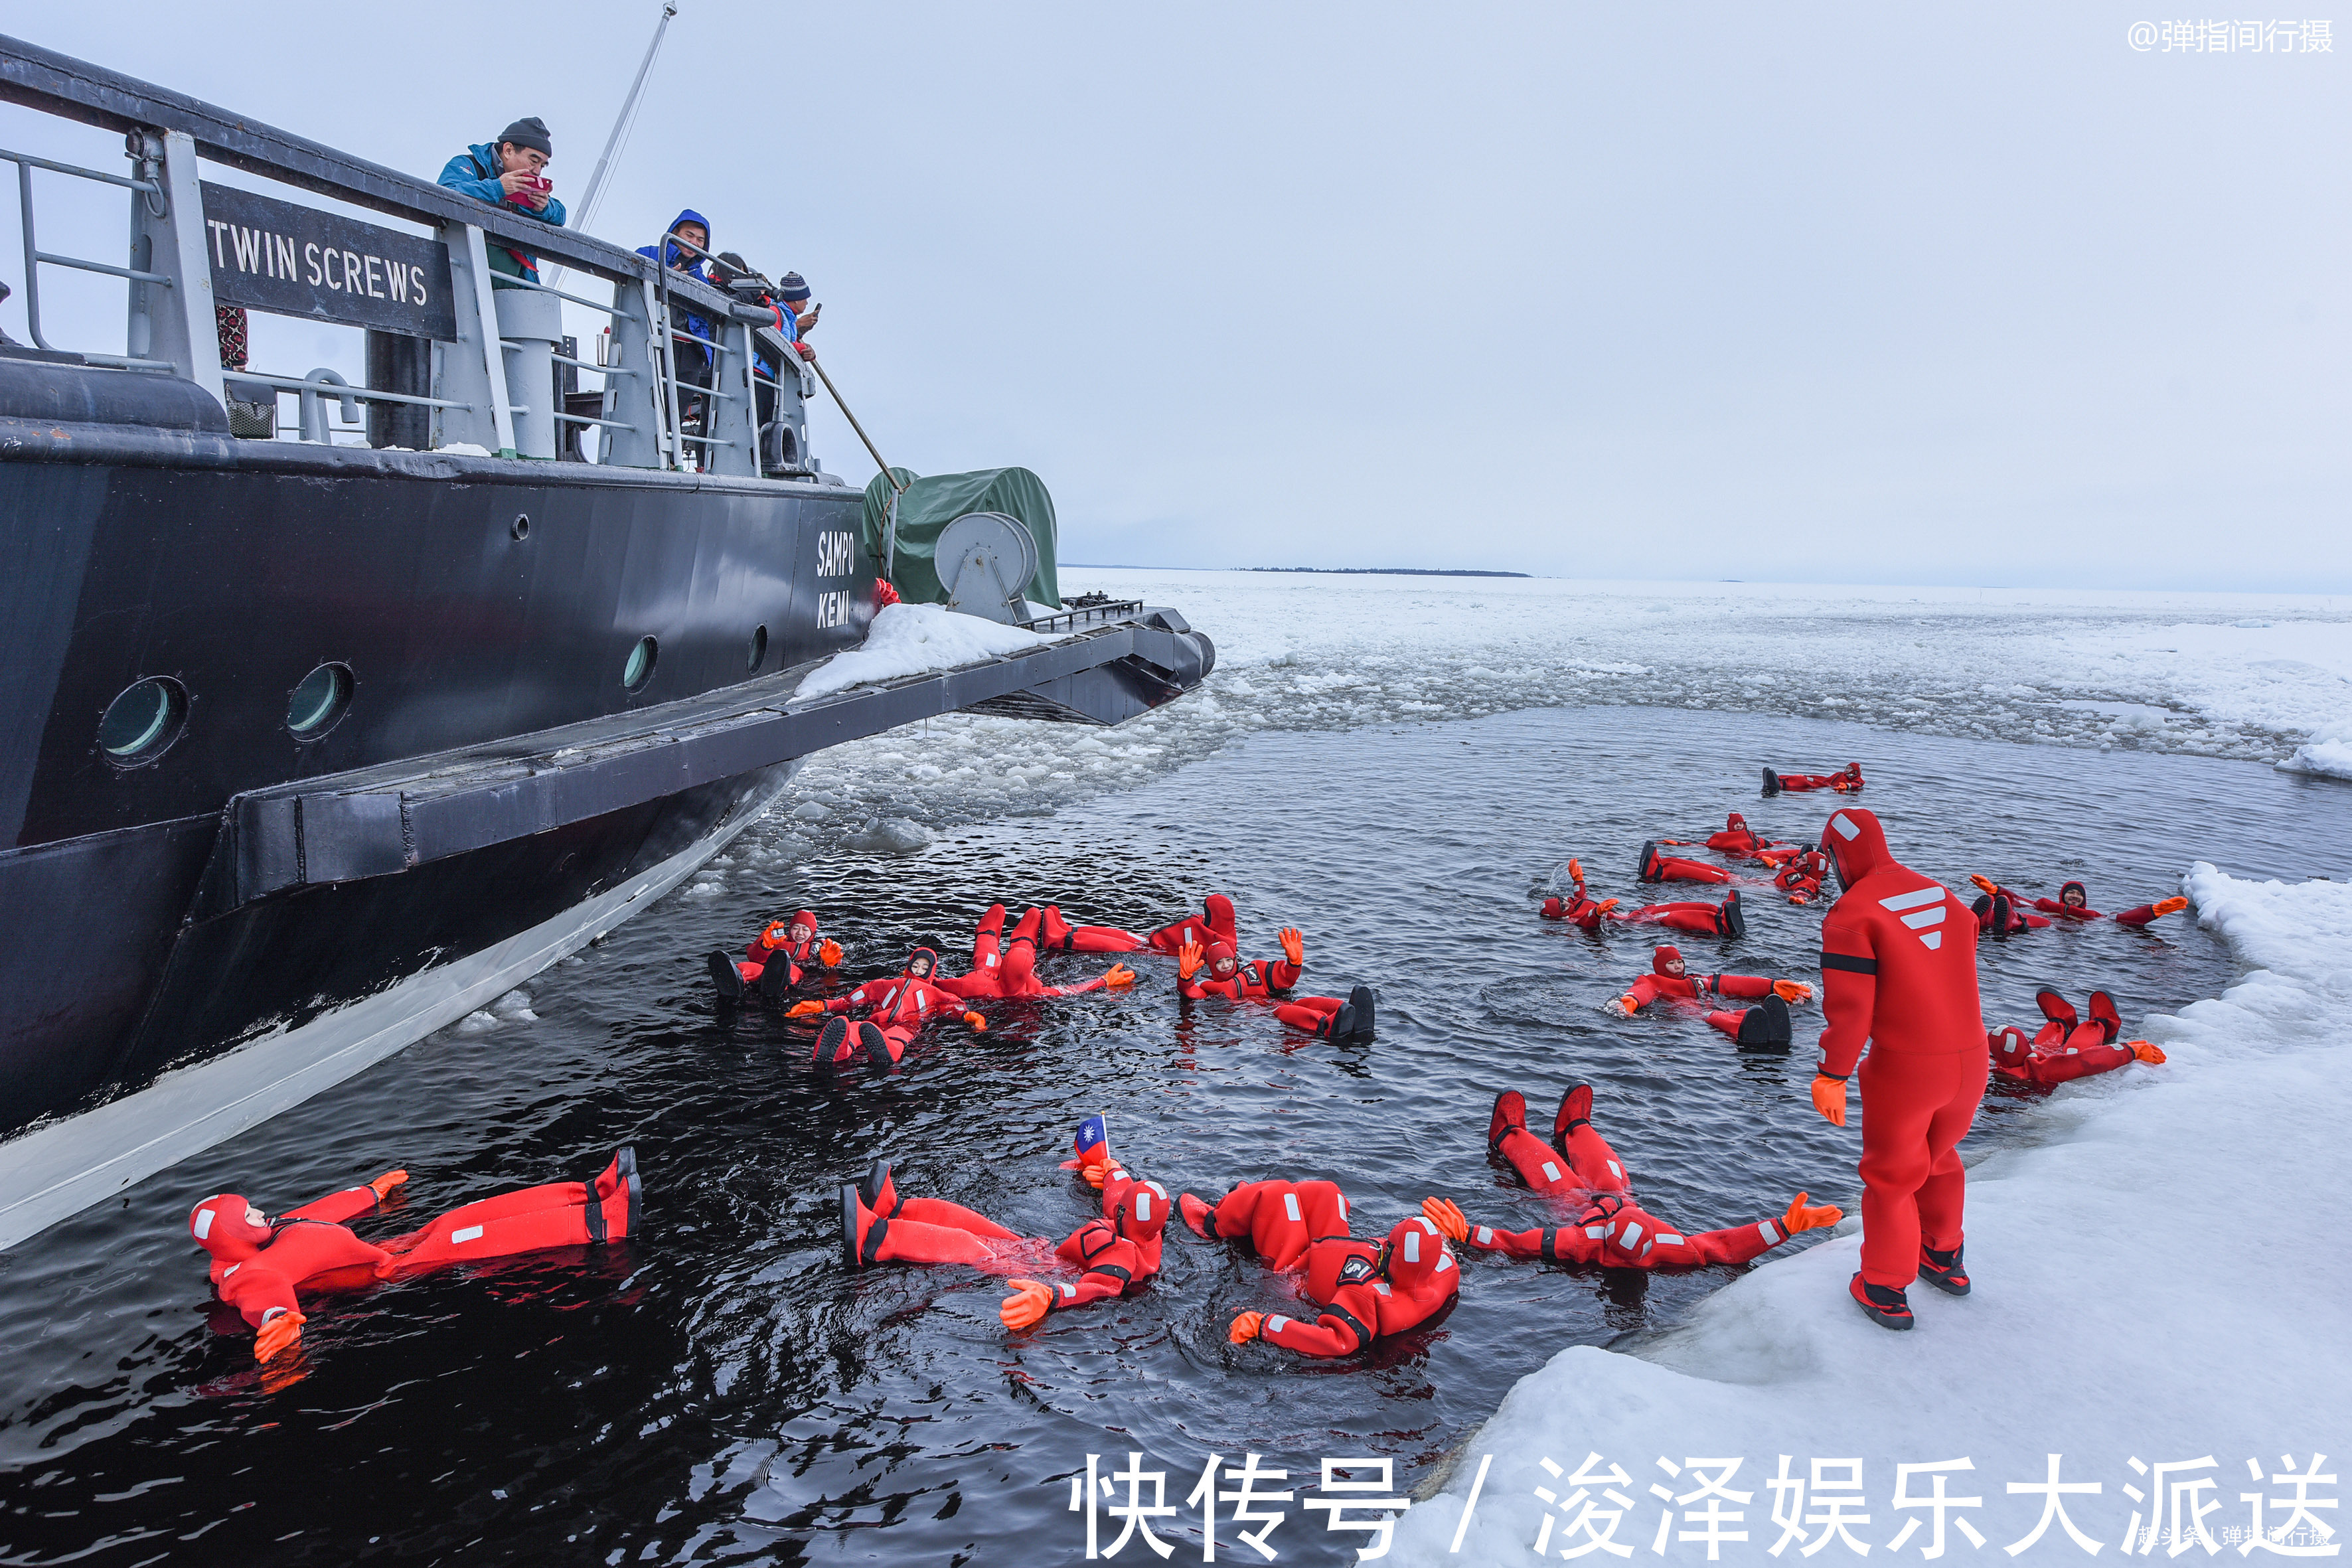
[639,209,718,424]
[437,118,567,287]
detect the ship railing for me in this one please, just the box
[0,33,821,481]
[1020,599,1148,635]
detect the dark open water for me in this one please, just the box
[3,707,2347,1566]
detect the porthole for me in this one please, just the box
[286,662,354,738]
[511,512,532,541]
[623,635,659,692]
[98,676,189,766]
[747,624,769,672]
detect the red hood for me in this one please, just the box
[1725,813,1749,834]
[1383,1215,1453,1293]
[1820,805,1895,890]
[793,909,820,935]
[903,947,939,977]
[189,1194,271,1262]
[1652,945,1684,976]
[2059,882,2087,906]
[1203,894,1236,935]
[1109,1176,1170,1244]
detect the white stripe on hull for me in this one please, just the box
[0,770,795,1253]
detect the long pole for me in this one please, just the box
[544,1,677,283]
[803,350,909,578]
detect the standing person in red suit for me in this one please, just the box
[1419,1084,1841,1268]
[188,1148,641,1362]
[789,947,990,1069]
[1176,934,1376,1042]
[1808,806,1986,1330]
[1763,763,1865,795]
[1034,896,1239,956]
[925,905,1136,1002]
[1608,945,1812,1049]
[707,909,843,1002]
[1989,987,2166,1086]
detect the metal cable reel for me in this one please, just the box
[934,511,1040,625]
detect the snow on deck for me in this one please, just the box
[790,602,1069,704]
[1385,863,2352,1565]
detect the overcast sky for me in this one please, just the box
[3,4,2344,589]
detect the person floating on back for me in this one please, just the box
[707,909,842,1002]
[789,946,988,1071]
[1176,931,1376,1042]
[189,1148,640,1362]
[1608,944,1812,1050]
[1639,840,1735,886]
[925,905,1137,1001]
[1420,1083,1840,1269]
[1763,762,1865,797]
[1034,896,1240,956]
[1990,987,2166,1087]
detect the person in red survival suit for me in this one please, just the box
[926,905,1137,1001]
[2032,881,2191,929]
[1808,805,1987,1331]
[1762,762,1865,797]
[706,909,844,1002]
[1639,840,1735,886]
[788,946,990,1070]
[188,1148,642,1362]
[1176,935,1377,1042]
[1034,896,1241,957]
[1963,874,2054,935]
[1990,987,2167,1087]
[1609,944,1813,1049]
[1175,1178,1459,1357]
[1538,860,1749,938]
[1417,1085,1841,1269]
[1775,846,1834,905]
[837,1144,1170,1333]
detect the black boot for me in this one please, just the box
[617,1146,641,1235]
[858,1159,898,1217]
[1849,1273,1914,1330]
[860,1022,895,1073]
[1717,890,1746,939]
[1919,1243,1970,1296]
[757,956,797,1002]
[1345,985,1377,1042]
[816,1016,848,1065]
[1737,994,1793,1052]
[1322,1002,1358,1042]
[1638,841,1664,882]
[1762,767,1782,797]
[708,951,744,1001]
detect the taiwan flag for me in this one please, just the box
[1063,1113,1109,1170]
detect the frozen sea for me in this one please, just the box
[0,573,2346,1567]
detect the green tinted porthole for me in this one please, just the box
[286,662,354,738]
[747,624,769,672]
[623,635,659,692]
[98,676,189,765]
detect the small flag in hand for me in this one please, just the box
[1061,1113,1109,1170]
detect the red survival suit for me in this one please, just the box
[1775,846,1833,905]
[710,909,843,1000]
[1813,805,1986,1326]
[1174,933,1371,1040]
[1990,987,2166,1087]
[1764,763,1865,795]
[1640,840,1735,886]
[1180,1180,1460,1357]
[2034,881,2191,929]
[794,947,985,1067]
[1034,896,1240,956]
[1421,1085,1838,1269]
[839,1158,1170,1330]
[1537,860,1747,937]
[929,905,1135,1001]
[189,1148,641,1362]
[1612,945,1812,1048]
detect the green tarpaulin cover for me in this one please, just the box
[859,466,1061,611]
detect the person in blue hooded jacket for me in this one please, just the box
[436,118,567,287]
[638,209,719,422]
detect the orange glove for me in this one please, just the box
[787,1000,824,1018]
[1772,980,1814,1004]
[1081,1160,1127,1191]
[1567,857,1584,886]
[1783,1191,1843,1233]
[1228,1311,1266,1344]
[367,1169,408,1202]
[963,1011,987,1032]
[1593,898,1618,915]
[1968,874,1999,897]
[1419,1196,1469,1242]
[1177,942,1203,981]
[2131,1040,2168,1063]
[818,939,844,966]
[1104,963,1136,989]
[1811,1075,1847,1127]
[1278,927,1304,966]
[1000,1280,1052,1330]
[254,1309,306,1363]
[760,921,791,949]
[1610,994,1639,1017]
[2150,897,2189,919]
